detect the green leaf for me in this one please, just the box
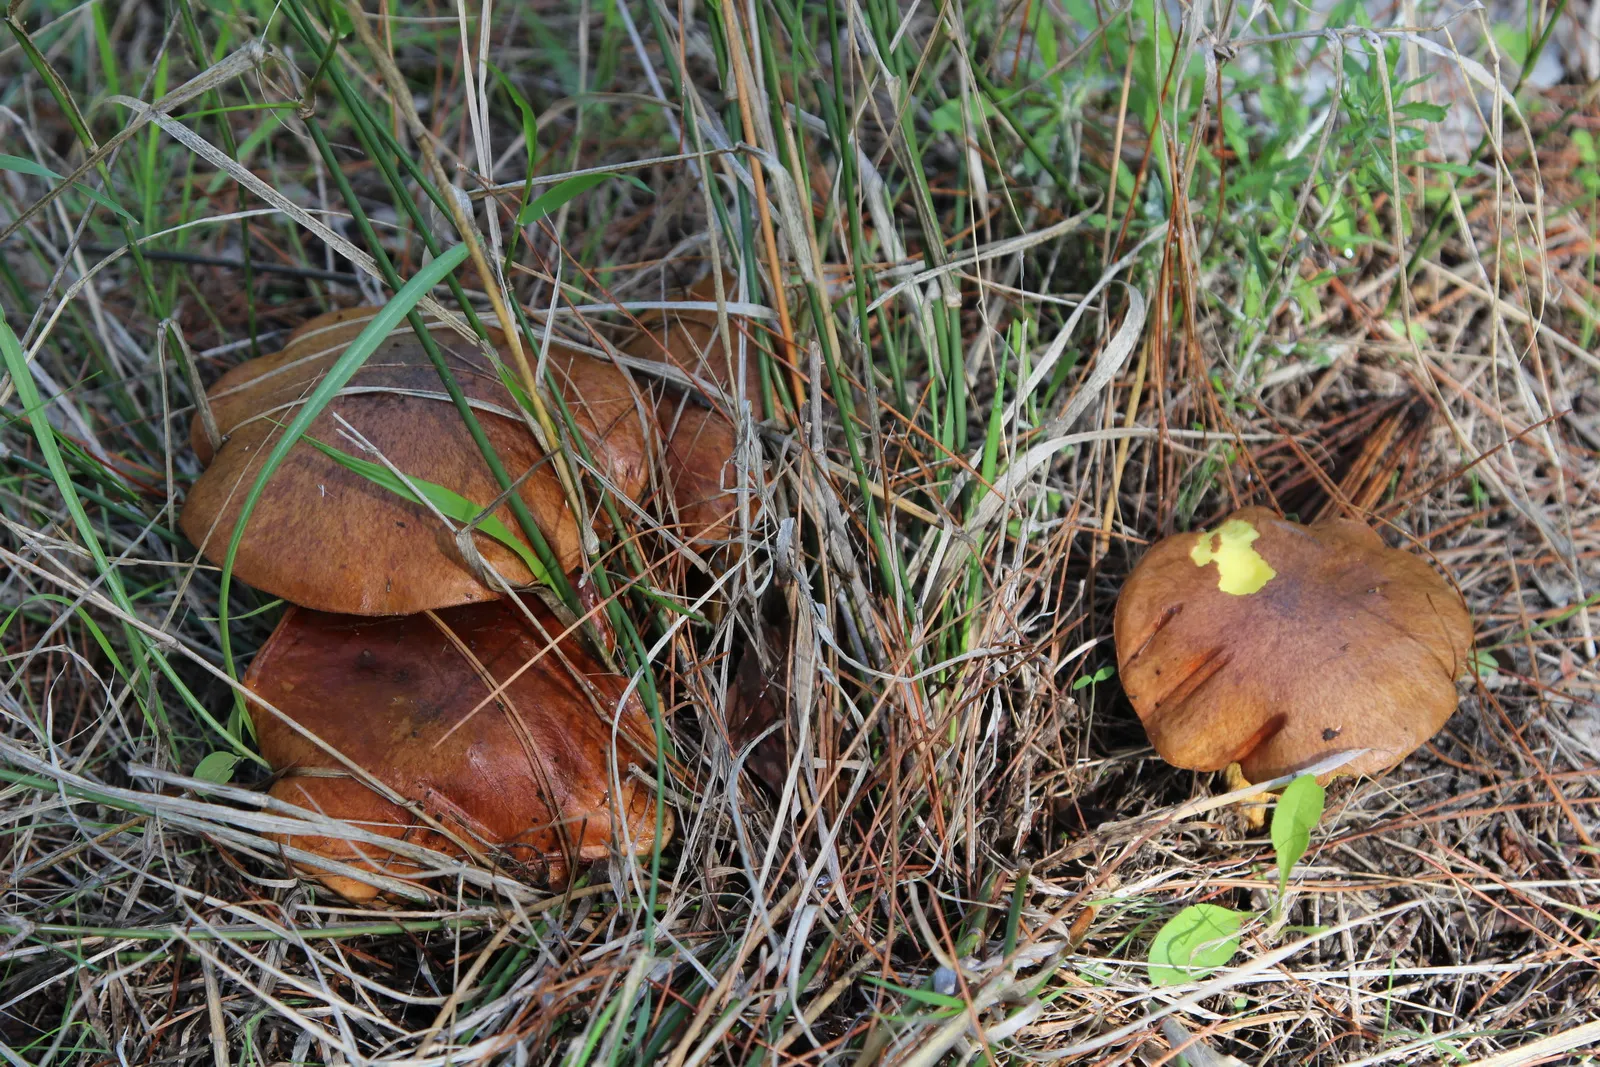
[927,95,1000,135]
[1491,24,1530,66]
[1149,904,1244,986]
[860,975,965,1010]
[300,435,553,588]
[1245,229,1272,286]
[485,61,538,173]
[1072,665,1115,691]
[516,172,649,226]
[1036,14,1058,68]
[1466,647,1500,680]
[1573,130,1597,165]
[217,244,471,683]
[1271,775,1325,897]
[193,752,242,785]
[0,153,138,224]
[326,3,355,38]
[1395,101,1448,122]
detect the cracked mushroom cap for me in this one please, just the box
[181,310,652,615]
[1114,507,1472,782]
[249,595,662,902]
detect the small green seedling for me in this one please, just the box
[1073,665,1115,691]
[1466,648,1500,681]
[1148,904,1244,987]
[515,172,650,227]
[1271,774,1326,914]
[1148,774,1326,985]
[193,751,242,785]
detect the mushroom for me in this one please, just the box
[625,275,766,409]
[249,594,661,901]
[654,399,741,552]
[181,311,651,615]
[176,301,777,900]
[1114,506,1472,782]
[177,308,685,900]
[626,277,759,559]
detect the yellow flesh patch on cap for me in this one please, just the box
[1189,519,1277,595]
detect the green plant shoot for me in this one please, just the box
[1148,904,1244,987]
[1072,665,1115,691]
[193,751,243,785]
[301,436,554,588]
[1272,774,1326,901]
[516,172,649,227]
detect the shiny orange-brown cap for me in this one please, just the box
[624,277,764,560]
[654,396,742,552]
[624,275,766,410]
[248,595,663,902]
[1114,506,1472,782]
[182,311,651,615]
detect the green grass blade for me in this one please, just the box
[215,244,470,683]
[0,153,139,225]
[301,434,553,588]
[517,172,641,226]
[3,321,260,763]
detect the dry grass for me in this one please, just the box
[2,0,1599,1064]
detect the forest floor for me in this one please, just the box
[2,0,1599,1064]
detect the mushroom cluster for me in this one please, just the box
[183,292,749,901]
[1115,507,1473,784]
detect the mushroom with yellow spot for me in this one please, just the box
[1114,506,1473,784]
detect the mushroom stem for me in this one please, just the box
[1222,763,1270,830]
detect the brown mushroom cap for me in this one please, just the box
[623,277,762,558]
[181,311,651,615]
[624,275,766,409]
[1114,506,1472,781]
[654,397,741,551]
[248,595,663,902]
